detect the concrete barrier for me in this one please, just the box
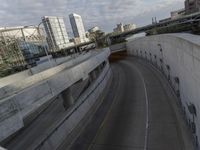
[126,33,200,146]
[0,48,110,142]
[0,52,91,88]
[0,71,32,88]
[0,51,102,99]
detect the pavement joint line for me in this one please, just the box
[85,142,144,149]
[87,66,122,150]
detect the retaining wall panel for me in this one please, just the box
[126,33,200,145]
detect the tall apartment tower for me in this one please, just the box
[42,16,72,52]
[185,0,200,14]
[69,13,88,43]
[113,23,124,33]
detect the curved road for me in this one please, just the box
[62,57,194,150]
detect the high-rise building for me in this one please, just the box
[113,23,136,33]
[0,26,46,66]
[185,0,200,14]
[171,9,185,19]
[69,13,88,43]
[123,24,136,32]
[113,23,124,33]
[88,26,100,33]
[42,16,73,52]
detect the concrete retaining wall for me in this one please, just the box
[0,48,110,142]
[126,33,200,145]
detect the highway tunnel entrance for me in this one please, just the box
[109,50,127,62]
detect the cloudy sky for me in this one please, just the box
[0,0,184,33]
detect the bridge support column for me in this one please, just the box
[89,65,103,83]
[61,87,74,110]
[91,70,97,81]
[97,65,102,74]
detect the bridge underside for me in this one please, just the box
[60,57,194,150]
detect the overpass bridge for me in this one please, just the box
[0,33,199,150]
[109,12,200,44]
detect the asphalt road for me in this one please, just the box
[66,57,194,150]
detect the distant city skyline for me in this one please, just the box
[0,0,184,32]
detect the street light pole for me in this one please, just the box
[37,22,52,66]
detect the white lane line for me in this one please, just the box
[127,62,149,150]
[141,75,149,150]
[137,70,149,150]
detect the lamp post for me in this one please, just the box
[37,22,52,66]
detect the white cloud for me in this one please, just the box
[0,0,184,32]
